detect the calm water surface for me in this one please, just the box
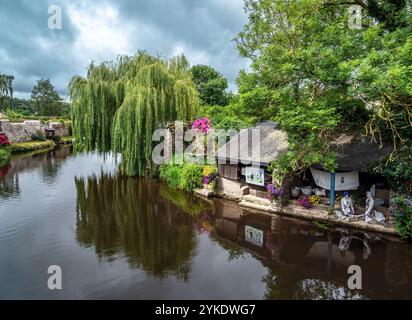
[0,146,411,299]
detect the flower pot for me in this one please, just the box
[291,187,301,198]
[301,186,313,196]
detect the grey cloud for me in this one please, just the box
[0,0,249,98]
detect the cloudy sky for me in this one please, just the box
[0,0,249,99]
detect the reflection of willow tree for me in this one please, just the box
[0,165,19,200]
[75,174,197,280]
[159,184,209,216]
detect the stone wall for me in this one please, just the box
[0,119,70,143]
[215,177,250,200]
[49,122,70,136]
[0,120,44,143]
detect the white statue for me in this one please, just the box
[365,191,385,224]
[341,191,355,216]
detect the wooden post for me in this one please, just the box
[330,172,336,209]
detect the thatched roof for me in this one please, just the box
[216,121,289,166]
[331,134,393,171]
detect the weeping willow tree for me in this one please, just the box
[69,52,199,176]
[0,73,14,110]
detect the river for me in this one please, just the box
[0,146,411,299]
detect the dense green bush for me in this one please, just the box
[393,197,412,240]
[52,135,62,143]
[159,159,204,192]
[0,147,11,167]
[373,146,412,194]
[200,104,254,131]
[31,130,46,141]
[180,163,204,192]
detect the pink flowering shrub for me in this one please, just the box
[192,117,212,133]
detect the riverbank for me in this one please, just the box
[195,183,400,237]
[9,140,56,153]
[0,137,74,167]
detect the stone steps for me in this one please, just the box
[239,200,273,212]
[241,194,271,206]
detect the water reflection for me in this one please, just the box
[74,174,210,280]
[1,147,412,299]
[211,201,412,299]
[0,146,72,201]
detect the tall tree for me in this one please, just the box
[236,0,411,174]
[31,79,62,116]
[0,73,14,111]
[69,52,199,176]
[191,65,229,106]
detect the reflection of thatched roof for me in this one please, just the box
[216,121,289,166]
[330,134,393,171]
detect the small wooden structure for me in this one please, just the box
[44,127,55,139]
[216,121,289,197]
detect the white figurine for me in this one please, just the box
[341,191,355,216]
[365,191,385,224]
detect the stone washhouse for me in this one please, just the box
[195,121,397,235]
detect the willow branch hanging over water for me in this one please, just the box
[69,52,199,176]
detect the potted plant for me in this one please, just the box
[266,184,285,212]
[202,165,217,190]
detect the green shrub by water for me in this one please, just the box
[393,197,412,240]
[159,158,204,192]
[31,130,47,141]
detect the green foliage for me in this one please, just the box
[200,103,255,130]
[2,109,71,123]
[0,147,11,167]
[191,64,229,106]
[180,163,204,192]
[393,197,412,240]
[159,158,204,192]
[10,140,55,153]
[31,79,64,116]
[31,130,46,141]
[51,135,62,144]
[373,145,412,194]
[70,52,199,176]
[235,0,412,177]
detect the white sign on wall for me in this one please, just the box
[245,167,265,186]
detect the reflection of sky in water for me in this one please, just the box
[0,147,411,299]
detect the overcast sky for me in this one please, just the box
[0,0,249,99]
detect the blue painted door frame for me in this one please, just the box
[330,172,336,209]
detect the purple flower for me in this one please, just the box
[298,196,313,209]
[266,184,284,202]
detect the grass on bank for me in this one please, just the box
[0,148,11,167]
[60,136,74,144]
[10,140,56,153]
